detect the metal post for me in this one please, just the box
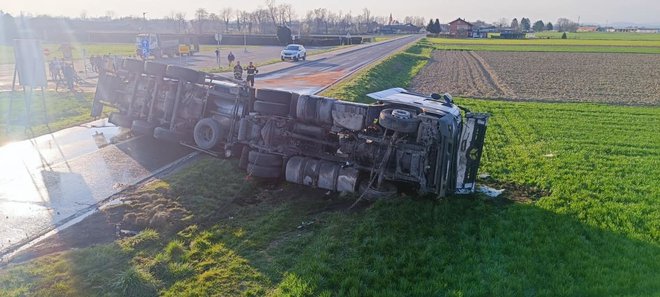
[244,33,247,53]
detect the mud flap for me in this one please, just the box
[455,113,490,194]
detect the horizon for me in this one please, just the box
[2,0,659,27]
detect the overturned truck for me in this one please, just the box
[92,59,489,199]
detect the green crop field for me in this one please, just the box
[534,31,660,41]
[427,37,660,54]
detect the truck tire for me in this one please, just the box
[255,89,292,104]
[289,93,300,117]
[144,61,167,76]
[247,163,282,178]
[123,59,145,73]
[109,112,133,128]
[166,65,202,83]
[131,119,157,136]
[248,151,283,167]
[153,127,186,143]
[193,117,225,150]
[378,108,420,134]
[253,100,289,116]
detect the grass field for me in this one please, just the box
[1,38,658,296]
[0,91,106,145]
[533,31,660,41]
[1,101,657,296]
[0,43,137,64]
[428,37,660,54]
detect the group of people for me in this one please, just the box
[217,48,259,87]
[48,58,76,91]
[233,61,259,87]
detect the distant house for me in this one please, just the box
[577,26,599,32]
[449,18,473,38]
[379,23,421,34]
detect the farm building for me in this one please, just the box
[471,26,498,38]
[577,26,599,32]
[449,18,473,38]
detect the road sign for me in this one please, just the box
[140,39,150,56]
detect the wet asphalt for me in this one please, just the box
[0,35,421,257]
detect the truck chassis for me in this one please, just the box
[92,59,489,199]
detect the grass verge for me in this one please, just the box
[321,38,434,102]
[0,91,111,145]
[1,39,658,296]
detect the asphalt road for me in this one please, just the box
[0,35,421,259]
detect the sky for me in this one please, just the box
[2,0,659,26]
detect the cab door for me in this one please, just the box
[455,113,490,194]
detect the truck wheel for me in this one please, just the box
[166,65,202,83]
[109,112,133,128]
[378,108,420,134]
[248,151,283,167]
[193,117,225,150]
[255,89,292,104]
[253,100,289,116]
[123,59,145,73]
[131,119,157,136]
[144,61,167,76]
[153,127,185,143]
[247,164,282,179]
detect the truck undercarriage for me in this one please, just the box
[92,59,489,199]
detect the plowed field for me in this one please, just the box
[412,50,660,105]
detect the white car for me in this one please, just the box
[281,44,306,61]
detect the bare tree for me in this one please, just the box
[220,8,233,32]
[265,0,279,27]
[495,18,509,28]
[175,12,186,33]
[195,8,208,33]
[279,4,294,26]
[556,18,578,32]
[362,8,371,33]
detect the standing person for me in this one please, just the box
[214,48,221,65]
[49,59,58,81]
[227,51,235,67]
[52,58,62,81]
[245,62,259,87]
[63,63,75,91]
[233,61,243,80]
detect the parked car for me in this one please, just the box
[280,44,306,61]
[92,60,490,199]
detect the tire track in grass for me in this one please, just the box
[468,51,516,98]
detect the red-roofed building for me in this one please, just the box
[449,18,473,38]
